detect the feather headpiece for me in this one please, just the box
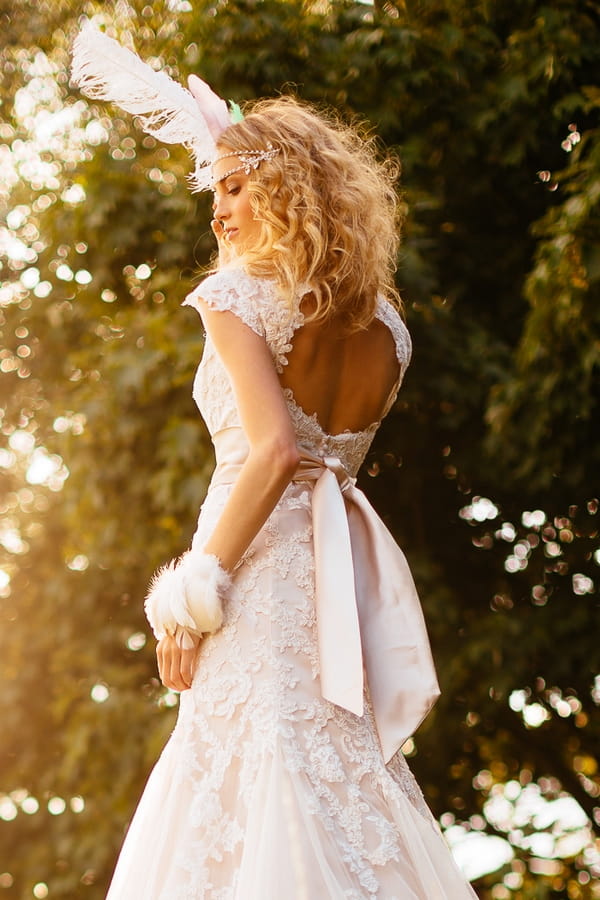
[71,22,232,191]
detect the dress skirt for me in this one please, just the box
[106,482,478,900]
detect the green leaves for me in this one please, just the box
[1,1,599,897]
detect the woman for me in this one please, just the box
[72,27,478,899]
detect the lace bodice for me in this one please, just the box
[182,265,411,477]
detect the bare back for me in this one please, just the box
[279,298,401,436]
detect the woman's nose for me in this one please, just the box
[213,197,228,219]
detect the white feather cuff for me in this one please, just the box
[145,552,231,641]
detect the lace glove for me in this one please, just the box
[145,551,232,649]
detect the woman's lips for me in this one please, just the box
[224,228,238,239]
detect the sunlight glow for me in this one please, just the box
[52,413,86,435]
[508,691,552,727]
[91,684,110,703]
[127,631,147,651]
[75,268,93,284]
[67,554,89,572]
[482,780,599,877]
[459,496,499,523]
[496,522,516,542]
[61,183,86,205]
[34,280,52,297]
[158,690,179,709]
[572,573,594,595]
[135,263,152,279]
[21,797,39,815]
[47,796,66,816]
[0,449,16,468]
[70,796,85,813]
[523,703,550,727]
[8,430,35,454]
[26,447,69,490]
[0,798,17,822]
[0,522,28,555]
[448,829,513,881]
[522,509,546,528]
[19,266,40,288]
[55,263,74,281]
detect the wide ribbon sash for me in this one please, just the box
[210,436,440,762]
[293,450,440,762]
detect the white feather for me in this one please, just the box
[71,22,228,190]
[144,551,230,639]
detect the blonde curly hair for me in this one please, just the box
[215,96,402,330]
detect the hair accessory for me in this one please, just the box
[212,144,280,184]
[228,101,245,124]
[71,22,242,191]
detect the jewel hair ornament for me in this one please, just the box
[212,145,280,184]
[71,22,278,190]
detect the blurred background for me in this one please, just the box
[0,0,599,897]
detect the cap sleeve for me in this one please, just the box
[375,296,412,379]
[182,267,266,338]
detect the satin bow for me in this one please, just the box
[209,436,440,763]
[294,450,440,763]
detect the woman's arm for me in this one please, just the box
[198,299,300,570]
[157,301,299,691]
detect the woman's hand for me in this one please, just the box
[211,218,235,267]
[156,632,201,692]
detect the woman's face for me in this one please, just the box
[212,154,261,252]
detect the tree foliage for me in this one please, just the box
[1,1,599,897]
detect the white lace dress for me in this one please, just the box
[106,267,478,900]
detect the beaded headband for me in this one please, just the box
[71,23,277,192]
[211,145,280,185]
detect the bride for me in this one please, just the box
[73,26,479,899]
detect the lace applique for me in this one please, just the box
[282,388,378,478]
[153,483,443,898]
[374,296,412,420]
[375,296,412,377]
[183,266,303,372]
[184,268,306,437]
[183,267,266,338]
[184,271,411,475]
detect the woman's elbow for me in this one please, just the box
[254,435,300,482]
[280,439,301,477]
[272,436,301,479]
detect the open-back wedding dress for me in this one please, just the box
[106,266,478,900]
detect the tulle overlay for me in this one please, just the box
[108,484,476,899]
[106,268,477,898]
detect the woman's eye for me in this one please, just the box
[227,186,241,196]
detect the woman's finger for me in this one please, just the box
[156,635,198,692]
[211,218,225,239]
[210,218,234,265]
[157,637,184,691]
[179,644,199,687]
